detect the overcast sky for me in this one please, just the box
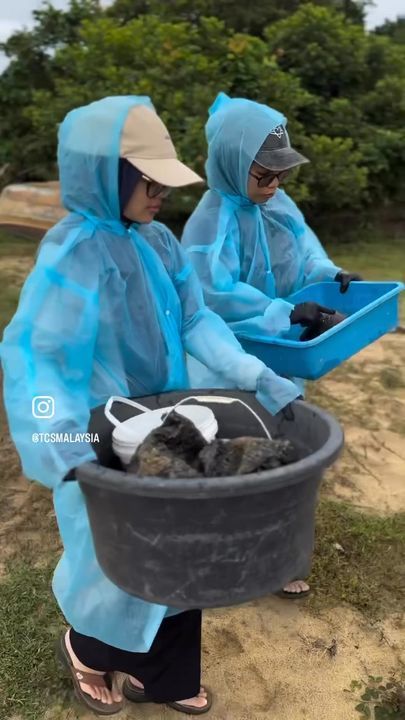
[1,0,404,71]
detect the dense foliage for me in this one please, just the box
[1,0,404,219]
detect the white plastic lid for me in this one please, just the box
[112,405,218,449]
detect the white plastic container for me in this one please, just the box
[104,396,219,466]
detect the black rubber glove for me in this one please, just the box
[334,271,363,294]
[281,403,295,421]
[290,302,336,327]
[280,395,304,421]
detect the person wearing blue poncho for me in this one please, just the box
[0,96,303,715]
[182,91,362,343]
[182,92,362,599]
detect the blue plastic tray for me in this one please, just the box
[239,281,404,380]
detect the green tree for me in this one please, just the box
[361,76,405,130]
[107,0,370,34]
[364,34,405,91]
[358,128,405,204]
[265,4,369,98]
[0,0,102,184]
[264,4,405,210]
[299,135,369,211]
[374,16,405,44]
[24,15,313,215]
[0,1,404,218]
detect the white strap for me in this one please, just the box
[169,395,272,440]
[104,393,272,440]
[104,396,149,427]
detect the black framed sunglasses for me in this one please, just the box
[141,174,172,199]
[249,168,291,188]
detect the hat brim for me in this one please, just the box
[255,147,310,172]
[126,157,204,188]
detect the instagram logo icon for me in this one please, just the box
[32,396,55,419]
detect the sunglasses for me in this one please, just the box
[141,174,172,199]
[249,168,291,188]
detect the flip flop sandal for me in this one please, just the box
[166,692,213,716]
[123,677,212,715]
[58,633,123,716]
[121,678,150,704]
[276,584,311,600]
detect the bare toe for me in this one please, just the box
[283,579,309,594]
[177,692,208,709]
[128,675,144,690]
[112,688,123,703]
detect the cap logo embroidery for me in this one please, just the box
[271,125,284,139]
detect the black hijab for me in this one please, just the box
[118,158,142,224]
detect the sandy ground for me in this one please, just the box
[0,250,404,719]
[113,601,403,720]
[38,601,404,720]
[315,335,405,515]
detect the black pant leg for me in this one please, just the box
[124,609,202,702]
[69,628,114,672]
[69,609,202,703]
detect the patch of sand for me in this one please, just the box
[326,427,405,513]
[314,334,405,514]
[42,600,404,720]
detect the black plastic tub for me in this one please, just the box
[76,390,344,609]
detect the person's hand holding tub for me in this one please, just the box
[290,301,347,341]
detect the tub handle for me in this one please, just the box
[104,393,272,439]
[168,395,272,441]
[104,396,150,427]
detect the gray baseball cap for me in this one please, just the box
[254,125,309,171]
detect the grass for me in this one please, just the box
[0,286,25,335]
[310,501,405,617]
[327,238,404,283]
[0,230,37,331]
[0,560,71,720]
[0,229,38,257]
[324,228,405,321]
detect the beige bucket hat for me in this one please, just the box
[120,105,203,187]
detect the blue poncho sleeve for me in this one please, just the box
[182,206,294,339]
[145,223,265,389]
[0,232,100,489]
[146,224,301,412]
[301,224,342,285]
[269,190,342,287]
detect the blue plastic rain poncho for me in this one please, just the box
[182,92,342,340]
[0,95,301,652]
